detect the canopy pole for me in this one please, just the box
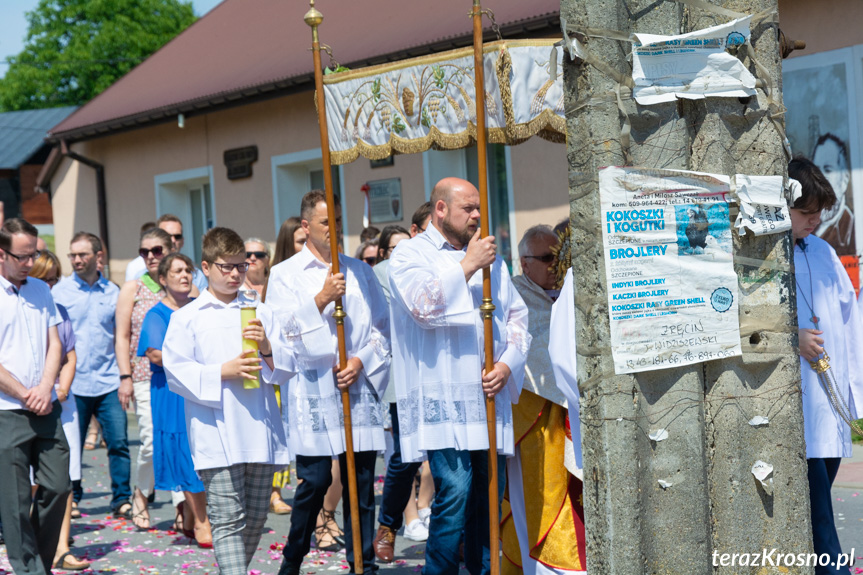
[472,2,500,573]
[304,3,363,573]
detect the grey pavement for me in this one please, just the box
[2,419,862,573]
[0,416,428,575]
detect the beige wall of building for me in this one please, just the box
[51,90,568,284]
[779,0,863,59]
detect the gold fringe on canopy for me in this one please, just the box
[322,39,567,165]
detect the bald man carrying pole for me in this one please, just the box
[388,177,529,575]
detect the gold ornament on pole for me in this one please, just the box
[304,2,364,573]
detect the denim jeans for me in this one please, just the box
[808,458,850,575]
[424,449,506,575]
[378,403,422,530]
[74,390,131,510]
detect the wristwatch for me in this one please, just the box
[120,374,132,380]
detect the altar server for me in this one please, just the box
[269,189,391,575]
[790,157,863,575]
[388,177,529,575]
[163,227,292,575]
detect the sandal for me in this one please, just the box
[53,551,91,571]
[173,501,185,532]
[131,490,150,530]
[113,501,132,519]
[269,496,293,515]
[83,429,100,451]
[70,501,81,519]
[314,508,345,551]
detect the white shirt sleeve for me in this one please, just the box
[353,265,391,397]
[388,247,475,329]
[265,268,336,368]
[163,310,223,409]
[497,270,530,404]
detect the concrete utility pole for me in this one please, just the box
[561,1,812,573]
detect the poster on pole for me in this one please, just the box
[599,167,742,374]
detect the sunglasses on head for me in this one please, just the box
[525,253,555,263]
[139,246,165,258]
[246,251,268,259]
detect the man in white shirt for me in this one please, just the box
[0,218,70,575]
[269,190,391,575]
[388,177,529,575]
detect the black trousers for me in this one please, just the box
[283,451,377,572]
[808,458,849,574]
[0,401,71,575]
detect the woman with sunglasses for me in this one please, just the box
[28,251,91,571]
[115,227,173,530]
[138,253,213,547]
[243,238,271,295]
[354,238,379,267]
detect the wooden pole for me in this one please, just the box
[304,3,363,573]
[472,2,500,573]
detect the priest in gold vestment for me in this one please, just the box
[502,226,586,575]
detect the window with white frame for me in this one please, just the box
[154,167,215,263]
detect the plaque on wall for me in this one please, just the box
[367,178,402,224]
[224,146,258,180]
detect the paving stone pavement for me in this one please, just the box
[0,418,428,575]
[2,418,862,573]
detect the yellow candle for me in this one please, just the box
[241,306,260,389]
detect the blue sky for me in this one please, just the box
[0,0,224,79]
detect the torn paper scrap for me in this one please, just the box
[748,415,769,427]
[734,175,792,236]
[649,428,669,442]
[751,460,774,495]
[631,16,757,105]
[658,479,673,489]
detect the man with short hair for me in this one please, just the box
[409,201,431,237]
[0,218,71,575]
[270,189,391,575]
[53,232,132,518]
[501,224,586,575]
[388,177,529,575]
[126,215,208,290]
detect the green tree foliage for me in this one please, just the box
[0,0,197,111]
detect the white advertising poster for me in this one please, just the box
[599,167,742,374]
[631,16,757,105]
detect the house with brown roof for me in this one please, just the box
[41,0,863,285]
[42,0,566,281]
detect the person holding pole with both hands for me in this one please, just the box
[271,190,391,575]
[387,177,529,575]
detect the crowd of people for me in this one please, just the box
[0,161,858,575]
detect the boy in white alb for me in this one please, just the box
[163,227,294,575]
[790,157,863,575]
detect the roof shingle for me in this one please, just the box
[48,0,559,140]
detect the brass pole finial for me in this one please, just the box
[304,0,323,29]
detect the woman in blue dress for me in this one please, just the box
[138,253,213,547]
